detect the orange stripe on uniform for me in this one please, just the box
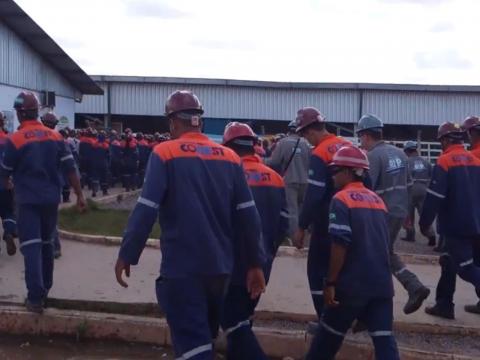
[335,189,387,211]
[153,139,241,164]
[437,151,480,171]
[243,162,285,188]
[9,126,63,149]
[313,135,351,163]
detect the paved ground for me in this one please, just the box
[0,237,478,329]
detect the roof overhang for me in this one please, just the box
[0,0,103,96]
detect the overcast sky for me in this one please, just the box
[14,0,480,85]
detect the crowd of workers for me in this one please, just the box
[0,88,480,359]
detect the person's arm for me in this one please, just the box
[324,197,351,307]
[277,186,289,249]
[419,161,447,234]
[294,154,328,248]
[366,151,381,191]
[265,141,285,173]
[232,163,266,299]
[0,139,18,187]
[115,152,167,287]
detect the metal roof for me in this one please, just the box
[91,75,480,94]
[0,0,103,95]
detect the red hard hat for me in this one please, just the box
[295,107,326,133]
[437,122,464,140]
[165,90,204,117]
[41,112,59,128]
[222,122,256,145]
[462,116,480,131]
[330,145,370,170]
[14,91,40,111]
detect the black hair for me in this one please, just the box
[18,109,38,121]
[363,129,383,141]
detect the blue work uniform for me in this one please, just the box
[298,134,351,317]
[137,139,151,187]
[0,120,76,305]
[109,139,123,187]
[118,132,264,360]
[121,137,138,191]
[420,144,480,312]
[90,138,109,195]
[306,182,399,360]
[79,136,94,189]
[221,155,288,360]
[0,130,16,242]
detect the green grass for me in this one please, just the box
[58,199,161,238]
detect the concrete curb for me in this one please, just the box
[0,305,476,360]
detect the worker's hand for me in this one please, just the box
[324,286,339,307]
[293,229,305,249]
[115,257,130,288]
[76,193,87,213]
[246,267,266,300]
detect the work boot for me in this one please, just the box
[91,191,97,198]
[4,234,16,256]
[464,302,480,315]
[428,236,436,247]
[25,299,43,314]
[404,286,430,314]
[103,189,109,196]
[425,304,454,320]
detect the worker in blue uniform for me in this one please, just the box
[109,130,123,188]
[91,130,110,197]
[292,107,351,319]
[421,122,480,319]
[136,132,151,188]
[115,90,266,360]
[0,111,17,256]
[221,122,289,360]
[306,145,400,360]
[121,129,138,192]
[0,92,85,313]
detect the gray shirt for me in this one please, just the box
[266,134,311,184]
[367,141,412,218]
[407,155,432,197]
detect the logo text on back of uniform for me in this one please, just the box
[180,143,225,157]
[245,170,271,183]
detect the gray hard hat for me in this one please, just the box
[288,120,297,129]
[356,114,384,133]
[403,141,417,151]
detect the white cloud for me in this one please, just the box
[12,0,480,85]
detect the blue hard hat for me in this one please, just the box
[356,114,384,133]
[403,141,417,151]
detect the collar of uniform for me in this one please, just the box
[19,120,41,129]
[241,155,261,163]
[179,132,209,141]
[444,144,465,154]
[315,133,335,148]
[370,141,385,151]
[343,181,365,191]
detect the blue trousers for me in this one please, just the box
[156,275,229,360]
[306,297,400,360]
[435,236,480,309]
[307,230,330,318]
[0,189,16,239]
[220,263,273,360]
[18,204,58,305]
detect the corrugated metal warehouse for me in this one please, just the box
[0,0,102,132]
[76,76,480,141]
